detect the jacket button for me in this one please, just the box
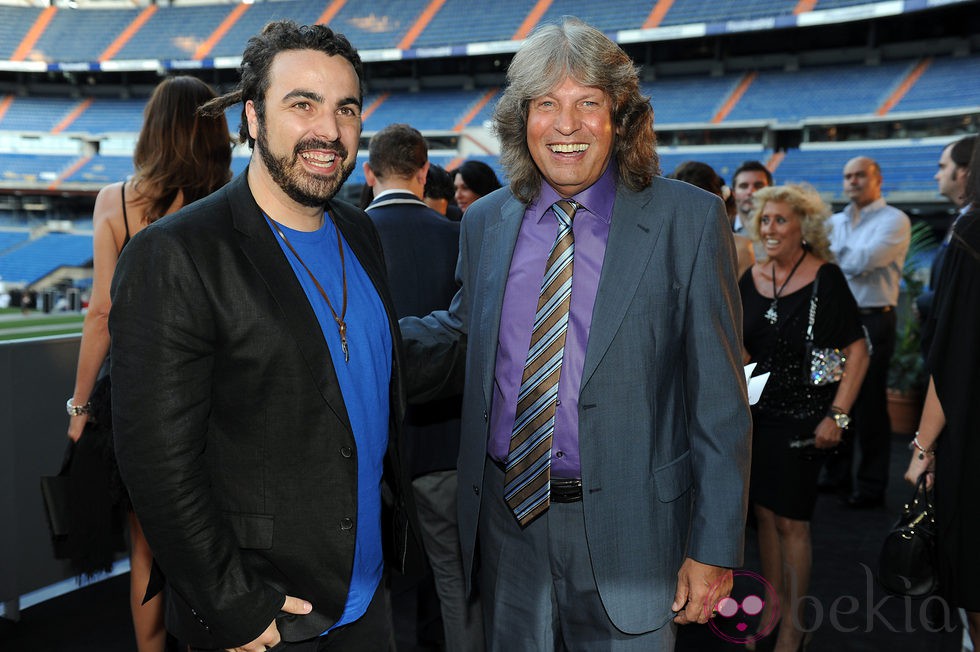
[483,411,488,421]
[340,446,353,458]
[340,517,354,530]
[472,485,480,495]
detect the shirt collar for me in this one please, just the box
[373,187,417,200]
[848,197,886,220]
[530,160,617,225]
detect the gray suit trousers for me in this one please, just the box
[478,462,676,652]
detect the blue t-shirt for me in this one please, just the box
[267,213,391,631]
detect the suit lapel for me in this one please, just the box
[228,172,352,434]
[581,184,664,386]
[478,194,526,405]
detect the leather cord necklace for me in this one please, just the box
[764,249,807,325]
[271,216,350,363]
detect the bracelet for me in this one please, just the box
[909,434,935,460]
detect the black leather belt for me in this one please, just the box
[489,457,583,503]
[549,477,583,503]
[858,306,893,315]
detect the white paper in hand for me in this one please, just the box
[744,363,769,406]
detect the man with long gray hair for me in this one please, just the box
[400,17,750,650]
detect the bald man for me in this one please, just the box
[822,156,910,509]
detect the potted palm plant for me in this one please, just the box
[886,220,936,435]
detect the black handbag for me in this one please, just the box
[40,442,75,557]
[877,473,938,597]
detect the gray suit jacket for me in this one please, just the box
[401,176,751,634]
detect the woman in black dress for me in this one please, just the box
[66,76,232,652]
[740,184,869,651]
[904,136,980,648]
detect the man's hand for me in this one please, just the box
[226,595,312,652]
[671,558,732,625]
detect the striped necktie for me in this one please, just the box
[504,199,578,527]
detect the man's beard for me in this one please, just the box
[256,125,355,207]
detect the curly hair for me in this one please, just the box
[493,17,658,203]
[748,184,834,262]
[132,75,232,224]
[200,20,364,148]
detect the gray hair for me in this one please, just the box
[493,17,658,203]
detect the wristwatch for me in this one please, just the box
[828,407,851,429]
[66,398,91,417]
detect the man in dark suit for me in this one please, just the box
[110,21,416,652]
[917,134,975,354]
[364,123,484,651]
[400,18,751,650]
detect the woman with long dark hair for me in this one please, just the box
[66,75,232,652]
[904,135,980,649]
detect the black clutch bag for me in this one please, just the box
[877,473,938,597]
[40,442,75,556]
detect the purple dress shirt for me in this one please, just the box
[487,163,616,478]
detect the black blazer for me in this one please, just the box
[110,171,417,648]
[367,191,461,476]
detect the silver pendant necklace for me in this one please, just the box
[765,250,807,325]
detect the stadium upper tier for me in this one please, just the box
[1,53,978,135]
[0,0,932,64]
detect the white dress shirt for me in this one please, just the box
[828,197,911,308]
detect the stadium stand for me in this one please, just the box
[891,55,980,114]
[724,60,914,123]
[0,229,29,252]
[662,0,798,25]
[0,0,976,292]
[0,231,92,285]
[0,97,80,133]
[32,7,139,63]
[0,4,41,61]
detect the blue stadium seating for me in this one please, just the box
[0,153,78,186]
[412,0,528,48]
[535,0,654,34]
[0,232,93,285]
[660,150,773,186]
[662,0,797,26]
[0,97,80,133]
[892,55,980,114]
[724,61,912,123]
[0,5,42,61]
[314,0,425,52]
[774,144,947,198]
[0,230,30,254]
[113,4,232,62]
[644,75,742,125]
[363,88,493,131]
[63,155,133,186]
[33,8,139,63]
[68,98,147,135]
[211,0,325,58]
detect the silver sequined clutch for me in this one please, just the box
[808,345,845,386]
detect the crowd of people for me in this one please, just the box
[58,15,977,652]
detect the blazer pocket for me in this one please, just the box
[652,450,693,503]
[223,511,274,550]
